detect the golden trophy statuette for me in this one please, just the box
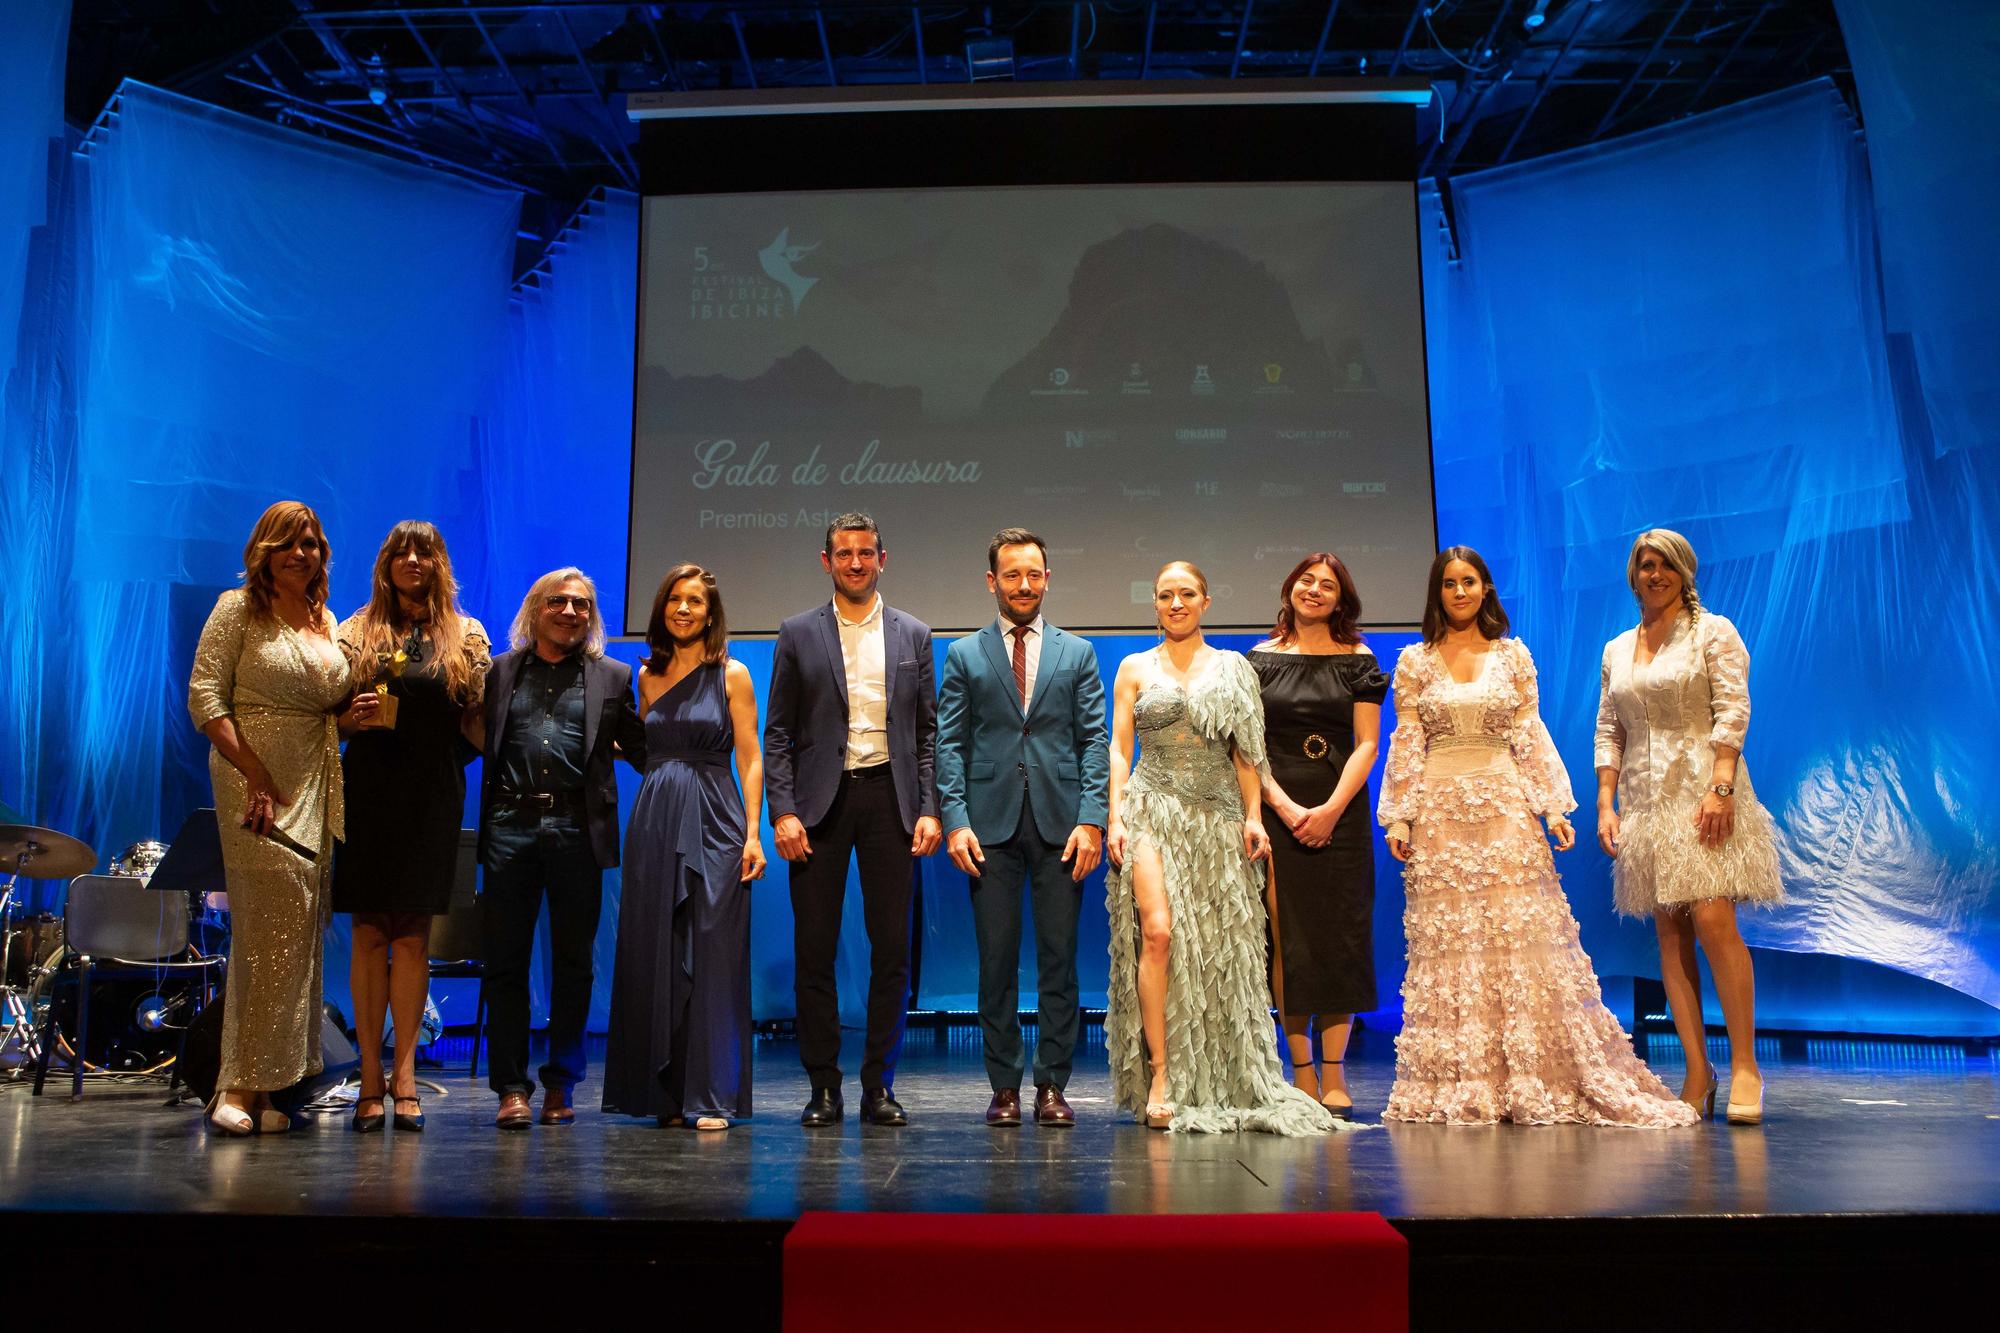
[373,681,400,729]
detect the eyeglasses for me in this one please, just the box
[544,594,593,613]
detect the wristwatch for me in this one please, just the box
[1709,783,1735,797]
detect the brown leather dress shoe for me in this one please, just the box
[495,1091,532,1131]
[1034,1083,1076,1127]
[985,1088,1022,1127]
[540,1087,575,1126]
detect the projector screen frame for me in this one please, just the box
[627,80,1440,638]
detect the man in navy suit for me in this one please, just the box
[937,528,1109,1127]
[765,513,941,1127]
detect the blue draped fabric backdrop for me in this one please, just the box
[0,1,74,841]
[2,0,1997,1046]
[1419,77,2000,1031]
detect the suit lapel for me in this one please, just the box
[816,605,850,711]
[978,623,1024,721]
[1023,625,1065,724]
[488,649,525,755]
[882,608,902,703]
[582,654,605,758]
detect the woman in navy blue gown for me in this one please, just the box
[603,565,766,1129]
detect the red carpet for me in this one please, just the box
[783,1210,1408,1331]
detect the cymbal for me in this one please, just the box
[0,824,98,879]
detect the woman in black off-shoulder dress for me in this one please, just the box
[1250,553,1386,1118]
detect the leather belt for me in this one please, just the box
[843,764,893,782]
[494,789,586,816]
[1271,732,1343,760]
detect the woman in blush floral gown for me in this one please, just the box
[1377,547,1695,1128]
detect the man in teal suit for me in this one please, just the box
[938,528,1110,1127]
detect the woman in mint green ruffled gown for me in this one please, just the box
[1104,561,1354,1137]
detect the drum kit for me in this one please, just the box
[1,820,228,1080]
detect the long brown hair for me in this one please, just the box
[351,520,479,703]
[644,564,729,673]
[240,500,330,623]
[1271,552,1363,646]
[1421,545,1511,645]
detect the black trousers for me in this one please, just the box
[789,767,912,1094]
[970,790,1082,1092]
[482,813,603,1097]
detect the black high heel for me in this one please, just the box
[392,1090,425,1133]
[352,1088,387,1134]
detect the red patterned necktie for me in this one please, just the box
[1011,625,1029,710]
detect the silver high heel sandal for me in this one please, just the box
[1685,1068,1719,1119]
[1144,1058,1174,1130]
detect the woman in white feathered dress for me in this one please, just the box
[1595,529,1784,1125]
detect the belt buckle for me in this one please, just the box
[1302,734,1329,760]
[526,792,555,810]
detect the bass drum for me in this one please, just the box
[3,912,62,989]
[31,960,204,1072]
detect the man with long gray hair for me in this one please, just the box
[473,567,645,1129]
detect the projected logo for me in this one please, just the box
[757,229,820,312]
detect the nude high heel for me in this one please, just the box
[1725,1070,1765,1125]
[1317,1059,1354,1121]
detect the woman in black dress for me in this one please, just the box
[334,521,490,1132]
[1250,553,1386,1117]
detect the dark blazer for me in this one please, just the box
[936,622,1111,847]
[764,601,938,835]
[477,646,647,872]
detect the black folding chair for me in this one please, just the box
[426,829,487,1077]
[34,875,224,1099]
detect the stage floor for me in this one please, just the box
[4,1030,1997,1220]
[6,1031,1997,1324]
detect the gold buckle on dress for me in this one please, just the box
[1302,734,1329,760]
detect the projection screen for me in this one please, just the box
[629,85,1436,634]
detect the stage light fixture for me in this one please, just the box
[1525,0,1551,28]
[964,36,1016,82]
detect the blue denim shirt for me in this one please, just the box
[498,651,587,797]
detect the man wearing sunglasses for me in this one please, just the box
[473,567,646,1129]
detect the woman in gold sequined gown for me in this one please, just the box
[188,502,366,1135]
[1377,547,1694,1128]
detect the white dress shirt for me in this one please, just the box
[997,613,1046,707]
[836,595,890,770]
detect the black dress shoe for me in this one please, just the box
[801,1087,844,1127]
[392,1094,425,1133]
[860,1088,908,1127]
